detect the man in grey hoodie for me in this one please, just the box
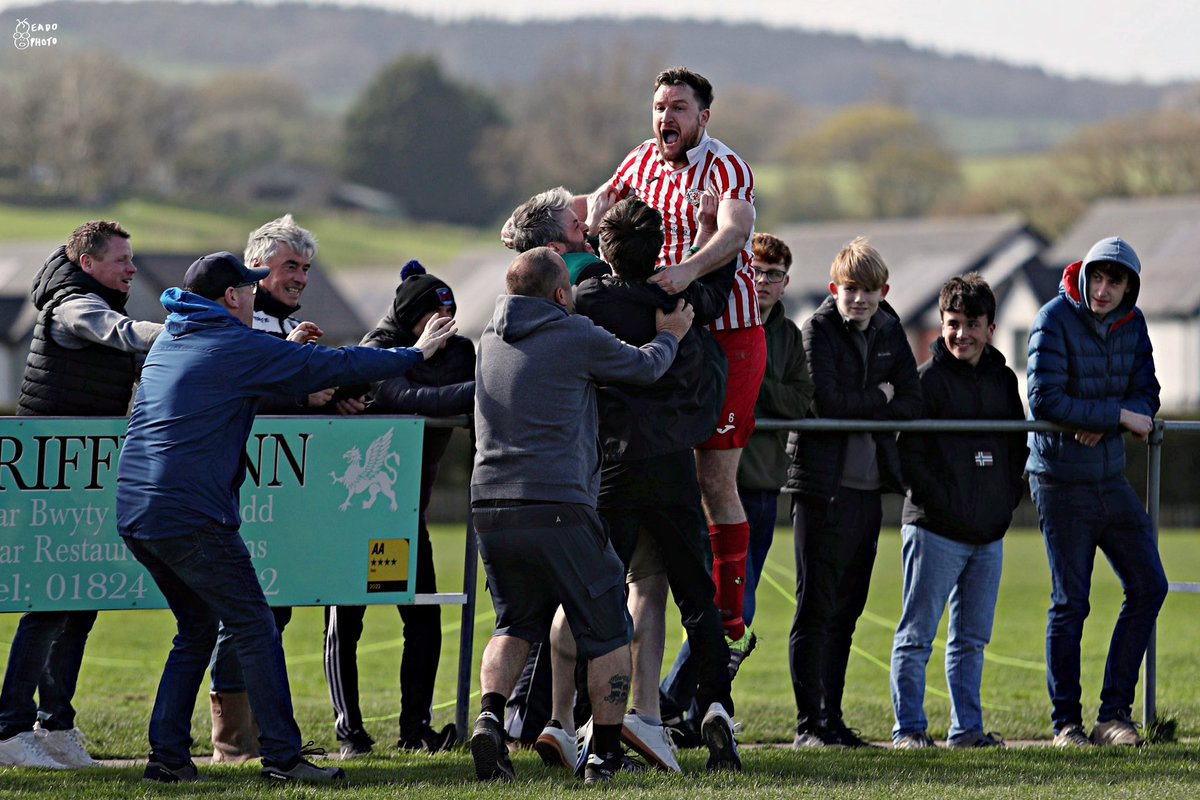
[468,247,693,784]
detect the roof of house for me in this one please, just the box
[771,213,1047,322]
[1044,194,1200,317]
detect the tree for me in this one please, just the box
[474,42,652,205]
[781,104,961,219]
[172,73,337,198]
[0,56,176,204]
[342,56,506,224]
[1056,110,1200,200]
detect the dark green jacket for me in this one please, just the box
[737,301,814,491]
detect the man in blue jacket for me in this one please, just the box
[1026,236,1167,748]
[116,252,456,783]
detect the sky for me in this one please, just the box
[5,0,1200,84]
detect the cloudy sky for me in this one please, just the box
[6,0,1200,83]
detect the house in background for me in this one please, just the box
[1044,195,1200,413]
[772,214,1050,403]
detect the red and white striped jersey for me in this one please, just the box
[608,133,759,330]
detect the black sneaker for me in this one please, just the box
[583,751,624,784]
[826,720,878,749]
[339,731,375,760]
[143,757,204,783]
[261,755,347,783]
[470,712,514,781]
[793,724,850,748]
[399,723,457,754]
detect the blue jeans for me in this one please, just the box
[1030,475,1168,732]
[890,525,1002,743]
[0,610,97,738]
[210,606,292,693]
[122,522,302,767]
[659,487,777,718]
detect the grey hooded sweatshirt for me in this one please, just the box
[471,294,679,506]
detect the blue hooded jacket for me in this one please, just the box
[117,288,424,539]
[1025,247,1159,483]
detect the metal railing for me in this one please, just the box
[443,415,1199,736]
[756,416,1200,727]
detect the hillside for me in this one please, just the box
[4,0,1176,149]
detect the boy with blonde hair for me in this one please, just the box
[785,236,921,747]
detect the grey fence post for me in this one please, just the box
[1143,419,1165,727]
[456,507,478,743]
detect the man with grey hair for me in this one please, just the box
[504,188,609,284]
[206,213,365,762]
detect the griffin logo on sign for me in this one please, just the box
[330,427,401,511]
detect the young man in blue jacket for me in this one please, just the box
[116,252,456,783]
[890,274,1027,749]
[1026,237,1167,747]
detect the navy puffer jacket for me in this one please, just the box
[1025,260,1159,482]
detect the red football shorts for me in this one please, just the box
[698,325,766,451]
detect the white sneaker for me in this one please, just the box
[0,731,69,769]
[700,702,742,772]
[573,717,593,778]
[34,726,97,768]
[621,713,681,773]
[533,721,576,769]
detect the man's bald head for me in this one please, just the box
[506,247,570,302]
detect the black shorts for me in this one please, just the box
[473,503,633,659]
[599,449,706,570]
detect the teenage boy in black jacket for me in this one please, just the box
[785,236,921,748]
[889,274,1027,750]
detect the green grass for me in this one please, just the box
[1,527,1198,795]
[0,200,491,269]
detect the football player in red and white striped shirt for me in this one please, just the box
[579,68,766,737]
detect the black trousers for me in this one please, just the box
[324,521,440,741]
[789,487,882,730]
[602,450,733,716]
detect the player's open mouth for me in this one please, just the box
[663,130,679,144]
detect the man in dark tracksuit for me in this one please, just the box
[784,237,921,748]
[324,261,472,757]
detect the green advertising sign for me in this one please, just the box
[0,416,423,611]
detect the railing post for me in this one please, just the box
[1142,419,1165,728]
[455,499,479,744]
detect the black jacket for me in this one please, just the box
[900,338,1028,544]
[361,325,475,516]
[575,261,734,462]
[784,295,921,499]
[18,245,136,416]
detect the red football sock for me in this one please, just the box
[710,521,750,641]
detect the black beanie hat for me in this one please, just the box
[391,260,456,333]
